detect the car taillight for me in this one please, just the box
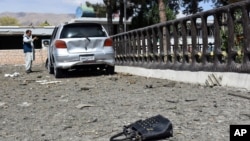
[104,38,112,47]
[55,40,67,48]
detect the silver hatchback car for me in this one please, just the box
[46,22,115,78]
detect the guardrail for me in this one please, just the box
[112,0,250,73]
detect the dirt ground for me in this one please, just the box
[0,64,249,141]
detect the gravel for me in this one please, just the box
[0,64,249,141]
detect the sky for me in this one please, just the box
[0,0,104,14]
[0,0,213,15]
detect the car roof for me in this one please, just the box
[56,22,103,29]
[66,21,102,25]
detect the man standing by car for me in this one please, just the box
[23,30,38,73]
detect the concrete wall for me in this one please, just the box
[0,49,47,65]
[116,66,250,91]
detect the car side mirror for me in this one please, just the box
[42,39,50,48]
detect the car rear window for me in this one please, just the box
[60,23,107,38]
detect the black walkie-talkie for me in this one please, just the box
[110,114,173,141]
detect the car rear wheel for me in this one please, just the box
[105,66,115,75]
[53,64,63,78]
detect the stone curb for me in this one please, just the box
[115,66,250,91]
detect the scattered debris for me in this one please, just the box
[109,77,118,81]
[145,84,153,88]
[62,125,73,130]
[240,113,250,119]
[78,130,98,136]
[119,73,132,76]
[86,118,98,123]
[58,99,68,102]
[4,72,20,77]
[24,79,36,83]
[80,87,90,91]
[79,86,95,91]
[127,79,137,84]
[228,92,250,100]
[162,82,177,87]
[36,80,62,85]
[166,99,179,103]
[18,102,32,107]
[19,83,27,86]
[76,104,96,109]
[37,75,42,78]
[185,98,198,102]
[205,74,222,87]
[166,106,177,110]
[0,102,6,108]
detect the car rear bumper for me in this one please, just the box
[54,53,115,69]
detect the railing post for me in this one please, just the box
[201,14,209,66]
[241,4,250,72]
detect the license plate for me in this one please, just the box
[80,55,95,61]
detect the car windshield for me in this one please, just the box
[60,23,107,38]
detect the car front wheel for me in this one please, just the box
[46,58,54,74]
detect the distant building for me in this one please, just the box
[0,26,54,50]
[0,4,132,50]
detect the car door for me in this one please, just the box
[47,26,59,67]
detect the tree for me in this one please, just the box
[106,0,114,35]
[118,0,125,32]
[104,0,135,33]
[39,20,50,26]
[158,0,167,23]
[86,1,106,17]
[158,0,167,62]
[208,0,242,7]
[102,0,178,33]
[0,16,20,26]
[168,0,180,15]
[182,0,203,15]
[130,0,172,61]
[130,0,175,29]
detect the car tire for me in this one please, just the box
[105,66,115,75]
[53,64,63,78]
[46,58,54,74]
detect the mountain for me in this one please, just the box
[0,12,75,26]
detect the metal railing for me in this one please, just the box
[112,0,250,73]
